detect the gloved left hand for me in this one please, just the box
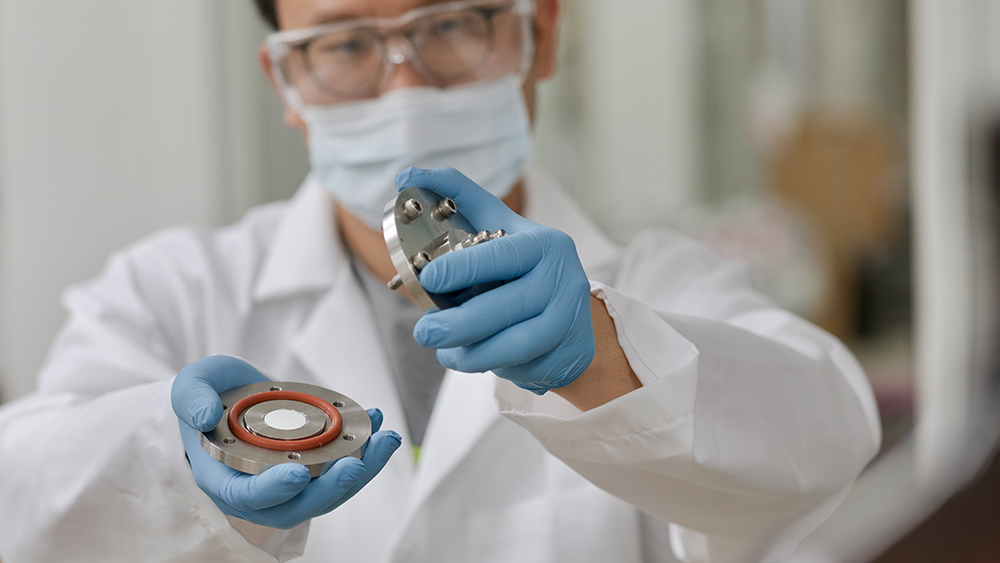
[396,167,595,395]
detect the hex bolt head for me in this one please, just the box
[387,275,403,291]
[411,251,432,271]
[402,199,423,221]
[431,198,458,221]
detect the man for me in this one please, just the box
[0,1,880,562]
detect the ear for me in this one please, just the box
[258,42,306,130]
[532,0,561,80]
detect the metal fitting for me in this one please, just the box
[402,198,423,222]
[411,251,432,271]
[431,198,458,221]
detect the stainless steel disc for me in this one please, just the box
[382,186,506,311]
[199,381,371,477]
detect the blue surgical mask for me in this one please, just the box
[303,76,533,229]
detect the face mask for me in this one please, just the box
[303,76,533,230]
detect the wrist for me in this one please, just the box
[551,295,640,411]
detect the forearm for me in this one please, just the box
[498,286,880,561]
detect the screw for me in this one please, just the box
[490,229,507,239]
[387,275,403,291]
[431,198,457,221]
[402,199,423,221]
[411,251,432,271]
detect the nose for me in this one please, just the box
[383,40,430,92]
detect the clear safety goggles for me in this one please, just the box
[266,0,535,112]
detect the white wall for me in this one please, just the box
[534,0,703,243]
[0,0,307,401]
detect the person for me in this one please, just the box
[0,1,881,562]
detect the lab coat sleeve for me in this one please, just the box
[496,230,881,563]
[0,236,307,562]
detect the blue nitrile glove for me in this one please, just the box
[396,167,596,395]
[171,355,401,529]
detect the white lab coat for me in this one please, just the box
[0,171,880,563]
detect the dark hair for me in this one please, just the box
[253,0,279,30]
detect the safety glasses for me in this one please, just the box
[267,0,535,111]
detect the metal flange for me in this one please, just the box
[200,381,371,477]
[382,187,506,311]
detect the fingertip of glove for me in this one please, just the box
[417,261,447,293]
[395,167,424,190]
[337,457,367,481]
[365,408,384,432]
[413,318,444,348]
[383,431,403,449]
[279,463,312,484]
[190,400,222,431]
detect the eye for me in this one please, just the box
[427,13,480,36]
[325,39,366,54]
[433,17,462,33]
[309,29,378,61]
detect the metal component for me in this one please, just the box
[242,400,326,441]
[383,187,507,310]
[200,381,370,477]
[401,198,423,222]
[411,251,432,271]
[431,198,458,221]
[471,230,492,246]
[387,274,403,291]
[492,229,507,239]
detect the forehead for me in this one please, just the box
[276,0,451,29]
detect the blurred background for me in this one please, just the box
[0,1,997,561]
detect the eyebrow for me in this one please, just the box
[307,0,450,26]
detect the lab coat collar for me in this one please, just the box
[254,169,619,303]
[253,175,344,303]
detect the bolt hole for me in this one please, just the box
[223,437,236,444]
[287,452,301,460]
[223,404,228,410]
[333,401,345,408]
[270,386,281,391]
[343,434,356,441]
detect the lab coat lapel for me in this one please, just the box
[400,370,500,521]
[287,266,406,444]
[287,260,418,559]
[389,374,500,562]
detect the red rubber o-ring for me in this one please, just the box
[227,390,343,451]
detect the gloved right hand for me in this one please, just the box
[171,355,401,529]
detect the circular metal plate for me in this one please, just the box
[383,186,503,310]
[199,381,371,477]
